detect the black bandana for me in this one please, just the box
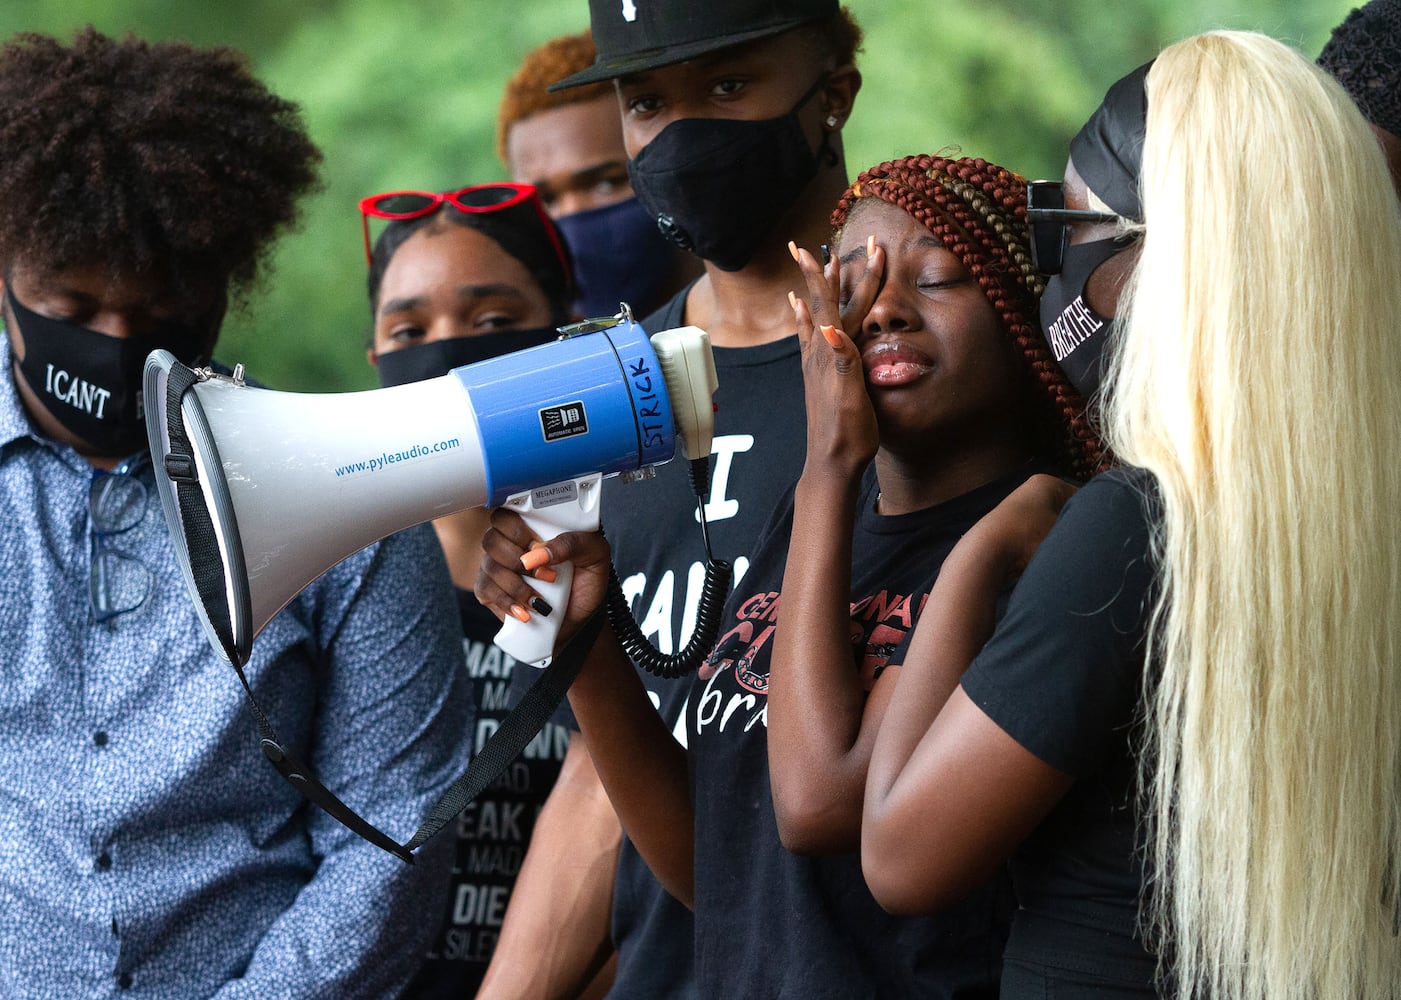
[1069,61,1152,221]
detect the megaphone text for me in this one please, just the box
[334,436,464,478]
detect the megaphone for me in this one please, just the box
[143,309,719,669]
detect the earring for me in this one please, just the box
[825,115,840,128]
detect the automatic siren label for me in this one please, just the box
[539,401,589,442]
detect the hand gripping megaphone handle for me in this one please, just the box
[492,325,717,668]
[493,471,604,666]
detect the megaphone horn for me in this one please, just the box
[144,313,719,669]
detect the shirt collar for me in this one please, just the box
[0,333,38,450]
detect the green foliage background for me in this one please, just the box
[0,0,1354,391]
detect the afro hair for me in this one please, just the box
[1319,0,1401,137]
[0,27,322,305]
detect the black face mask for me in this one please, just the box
[1039,237,1132,400]
[375,327,561,388]
[627,77,829,272]
[6,287,201,456]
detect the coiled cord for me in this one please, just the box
[605,457,732,678]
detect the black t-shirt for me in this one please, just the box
[687,465,1041,999]
[404,590,570,999]
[507,286,810,999]
[960,466,1161,994]
[607,290,809,1000]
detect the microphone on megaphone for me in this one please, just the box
[144,307,720,670]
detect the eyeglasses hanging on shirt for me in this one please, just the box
[89,456,153,624]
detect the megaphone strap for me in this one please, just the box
[162,364,235,664]
[404,603,608,853]
[163,363,419,861]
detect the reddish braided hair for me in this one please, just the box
[831,154,1107,480]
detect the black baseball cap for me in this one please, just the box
[549,0,840,91]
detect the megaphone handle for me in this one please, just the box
[493,473,603,667]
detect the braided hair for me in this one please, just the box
[830,154,1105,480]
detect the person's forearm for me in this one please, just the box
[868,476,1080,812]
[863,479,1085,912]
[864,539,1004,822]
[478,736,620,1000]
[567,628,695,908]
[767,472,872,854]
[860,555,1072,914]
[858,541,1022,913]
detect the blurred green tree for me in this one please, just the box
[0,0,1358,391]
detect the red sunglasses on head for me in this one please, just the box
[357,181,569,274]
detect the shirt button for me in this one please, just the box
[96,852,112,871]
[118,971,133,989]
[94,731,109,746]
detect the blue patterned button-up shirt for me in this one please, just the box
[0,339,474,999]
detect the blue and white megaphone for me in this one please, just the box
[143,308,719,669]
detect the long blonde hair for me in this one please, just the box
[1105,31,1401,1000]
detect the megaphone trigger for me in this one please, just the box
[492,472,604,667]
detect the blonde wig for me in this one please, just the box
[1104,31,1401,999]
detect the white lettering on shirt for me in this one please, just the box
[701,434,754,523]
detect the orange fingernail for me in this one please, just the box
[788,240,800,263]
[866,235,876,258]
[509,604,531,623]
[533,566,558,584]
[521,547,551,572]
[788,290,799,310]
[820,324,844,348]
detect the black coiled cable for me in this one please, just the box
[605,456,733,679]
[606,559,731,679]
